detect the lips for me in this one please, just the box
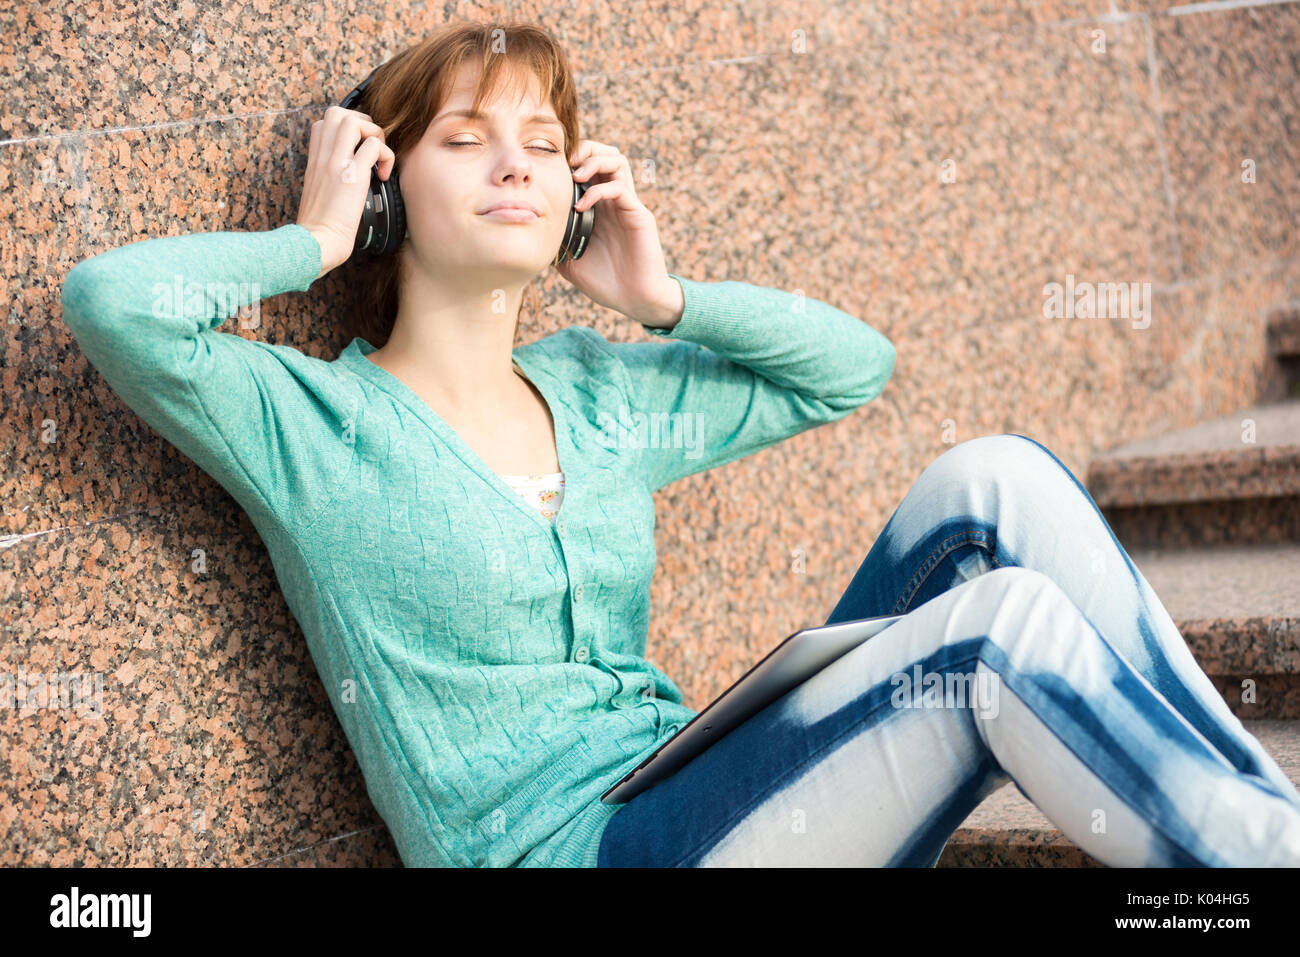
[480,208,539,223]
[479,201,541,216]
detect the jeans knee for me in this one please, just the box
[927,433,1054,483]
[960,565,1079,657]
[919,434,1076,520]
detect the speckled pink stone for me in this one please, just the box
[6,2,1300,866]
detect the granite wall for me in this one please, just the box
[3,1,1299,864]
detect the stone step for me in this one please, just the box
[1088,399,1300,508]
[1131,542,1300,670]
[937,719,1300,867]
[1129,542,1300,719]
[1088,399,1300,548]
[1101,496,1300,548]
[1086,395,1300,546]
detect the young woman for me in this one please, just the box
[61,21,1300,868]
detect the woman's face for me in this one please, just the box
[398,61,573,283]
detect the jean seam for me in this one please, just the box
[892,529,1004,615]
[666,652,985,867]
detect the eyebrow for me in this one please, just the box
[434,108,563,130]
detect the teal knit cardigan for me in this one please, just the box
[60,223,896,866]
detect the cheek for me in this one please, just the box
[404,173,468,233]
[552,176,577,219]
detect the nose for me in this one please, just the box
[496,149,534,185]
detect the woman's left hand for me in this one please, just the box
[555,140,684,329]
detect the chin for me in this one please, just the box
[472,251,553,276]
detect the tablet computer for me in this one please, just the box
[601,612,906,805]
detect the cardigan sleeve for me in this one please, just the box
[601,273,896,493]
[60,224,324,523]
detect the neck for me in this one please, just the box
[371,266,532,422]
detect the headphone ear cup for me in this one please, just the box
[557,178,594,265]
[556,180,578,266]
[353,163,405,258]
[379,164,405,256]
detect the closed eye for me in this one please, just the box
[447,141,560,153]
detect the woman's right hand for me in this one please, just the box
[296,105,397,280]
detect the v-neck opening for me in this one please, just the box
[337,337,569,534]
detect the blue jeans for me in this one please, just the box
[596,434,1300,866]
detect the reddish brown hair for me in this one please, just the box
[336,20,582,347]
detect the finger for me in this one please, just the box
[569,140,619,169]
[343,136,382,185]
[569,141,613,165]
[327,103,372,123]
[320,109,386,165]
[573,151,633,186]
[355,136,398,180]
[571,151,607,179]
[574,156,639,209]
[318,106,362,154]
[575,179,631,211]
[330,127,384,180]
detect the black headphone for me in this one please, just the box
[340,66,594,266]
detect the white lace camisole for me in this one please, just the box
[500,471,566,523]
[504,364,565,522]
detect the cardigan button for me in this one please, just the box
[574,583,585,602]
[574,646,589,663]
